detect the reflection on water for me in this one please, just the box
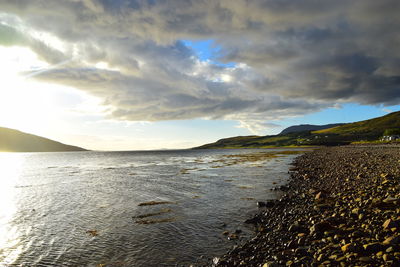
[0,149,306,266]
[0,153,24,265]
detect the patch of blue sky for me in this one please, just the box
[182,39,236,67]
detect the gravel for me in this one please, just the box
[213,145,400,267]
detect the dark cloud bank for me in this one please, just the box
[0,0,399,132]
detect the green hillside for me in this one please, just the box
[195,131,311,149]
[195,111,400,149]
[314,111,400,137]
[0,127,87,152]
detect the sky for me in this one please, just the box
[0,0,399,150]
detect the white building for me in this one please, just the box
[382,135,400,141]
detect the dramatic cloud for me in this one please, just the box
[1,0,399,133]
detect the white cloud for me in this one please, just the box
[0,0,399,133]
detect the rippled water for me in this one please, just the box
[0,148,305,266]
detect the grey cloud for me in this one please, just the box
[1,0,399,132]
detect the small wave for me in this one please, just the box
[133,208,173,219]
[134,217,177,224]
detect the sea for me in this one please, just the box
[0,148,306,266]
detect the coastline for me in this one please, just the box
[213,145,400,266]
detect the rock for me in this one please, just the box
[310,221,336,234]
[381,173,390,178]
[262,262,282,267]
[258,200,276,208]
[228,233,238,240]
[244,215,261,224]
[279,185,289,191]
[383,196,398,204]
[297,237,306,246]
[386,246,394,253]
[382,235,400,246]
[313,204,330,211]
[257,201,267,207]
[328,254,338,260]
[383,218,400,230]
[336,256,346,262]
[294,247,309,256]
[351,208,360,215]
[383,219,393,229]
[86,229,98,236]
[383,254,391,262]
[315,191,324,200]
[286,240,298,249]
[288,222,306,233]
[341,243,355,253]
[358,256,371,263]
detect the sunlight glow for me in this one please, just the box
[0,46,54,132]
[0,153,24,264]
[0,46,105,136]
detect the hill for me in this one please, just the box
[0,127,87,152]
[279,123,345,135]
[195,111,400,149]
[313,111,400,138]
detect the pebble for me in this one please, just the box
[214,146,400,266]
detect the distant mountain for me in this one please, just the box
[0,127,87,152]
[279,123,345,135]
[195,111,400,149]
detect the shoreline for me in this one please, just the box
[213,145,400,266]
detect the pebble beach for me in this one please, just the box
[214,145,400,266]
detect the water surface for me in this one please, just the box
[0,148,305,266]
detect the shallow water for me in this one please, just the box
[0,148,305,266]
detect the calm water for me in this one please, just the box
[0,148,304,266]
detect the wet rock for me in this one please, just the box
[228,233,238,240]
[257,201,267,207]
[244,215,261,224]
[258,200,276,208]
[279,185,289,191]
[86,230,98,236]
